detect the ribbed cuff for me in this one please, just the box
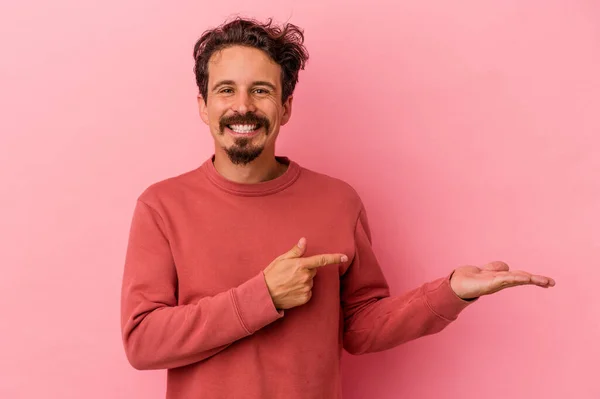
[422,273,476,321]
[232,272,284,334]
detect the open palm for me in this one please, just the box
[450,261,556,300]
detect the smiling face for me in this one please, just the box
[198,45,293,165]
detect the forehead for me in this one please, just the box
[207,45,281,87]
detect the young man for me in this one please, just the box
[120,17,555,399]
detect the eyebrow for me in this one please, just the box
[212,80,277,91]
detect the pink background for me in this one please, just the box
[1,1,598,398]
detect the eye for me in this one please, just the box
[219,88,234,94]
[254,88,270,95]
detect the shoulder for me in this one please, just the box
[298,164,365,214]
[136,167,202,207]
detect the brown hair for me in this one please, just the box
[193,17,309,104]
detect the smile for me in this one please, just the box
[227,124,261,134]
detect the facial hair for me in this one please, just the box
[219,112,271,166]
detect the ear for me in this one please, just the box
[280,95,293,126]
[197,94,209,125]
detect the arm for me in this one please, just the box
[120,199,283,370]
[341,203,474,355]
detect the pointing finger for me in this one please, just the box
[302,254,348,270]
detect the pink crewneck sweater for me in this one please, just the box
[120,154,473,399]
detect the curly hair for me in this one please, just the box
[193,17,309,104]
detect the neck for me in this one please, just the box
[212,148,287,184]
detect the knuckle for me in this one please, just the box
[320,256,327,266]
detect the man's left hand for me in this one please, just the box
[450,261,556,300]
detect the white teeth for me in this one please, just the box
[229,124,258,133]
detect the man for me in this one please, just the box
[120,17,555,399]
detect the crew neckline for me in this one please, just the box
[200,154,302,196]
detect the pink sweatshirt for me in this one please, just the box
[120,154,474,398]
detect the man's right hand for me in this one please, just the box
[263,237,348,310]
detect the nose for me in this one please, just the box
[232,90,256,114]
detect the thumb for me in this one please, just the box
[279,237,307,260]
[481,261,510,272]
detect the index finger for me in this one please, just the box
[302,253,348,270]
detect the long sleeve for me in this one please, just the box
[340,203,474,355]
[120,199,284,370]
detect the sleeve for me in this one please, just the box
[340,203,475,355]
[120,199,284,370]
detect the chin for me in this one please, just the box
[225,146,265,165]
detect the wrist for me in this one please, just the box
[449,270,478,301]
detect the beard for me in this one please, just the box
[219,112,271,166]
[224,137,264,165]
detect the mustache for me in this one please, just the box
[219,112,270,132]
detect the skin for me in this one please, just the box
[196,45,555,309]
[198,45,292,184]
